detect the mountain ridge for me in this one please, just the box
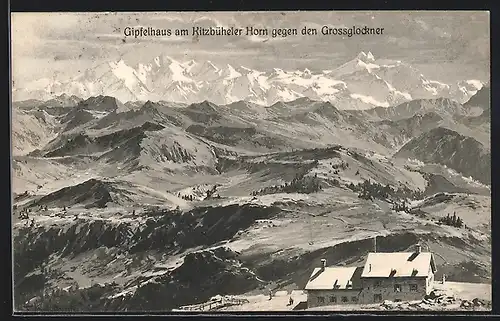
[395,127,490,185]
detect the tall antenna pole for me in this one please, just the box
[374,236,377,253]
[308,214,314,245]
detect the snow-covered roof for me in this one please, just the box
[305,266,363,290]
[361,252,437,278]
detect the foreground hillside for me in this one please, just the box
[12,92,490,312]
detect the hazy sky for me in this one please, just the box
[11,11,490,87]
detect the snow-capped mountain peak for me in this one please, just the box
[181,59,198,71]
[466,79,484,90]
[153,56,161,67]
[223,64,242,80]
[187,60,220,80]
[108,59,145,89]
[356,51,376,62]
[167,60,194,83]
[356,59,380,73]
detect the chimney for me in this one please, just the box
[373,236,377,253]
[321,259,327,268]
[369,264,372,272]
[415,244,421,254]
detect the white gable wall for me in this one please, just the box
[426,264,435,294]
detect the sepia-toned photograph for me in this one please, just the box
[11,11,491,313]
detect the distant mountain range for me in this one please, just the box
[12,51,485,110]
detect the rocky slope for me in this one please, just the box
[394,127,490,185]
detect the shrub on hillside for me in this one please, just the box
[251,173,322,196]
[347,179,424,202]
[438,212,464,228]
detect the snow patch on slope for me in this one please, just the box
[350,93,390,108]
